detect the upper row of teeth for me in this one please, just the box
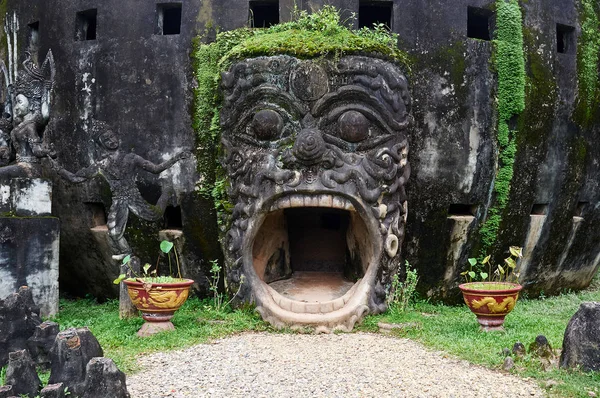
[269,194,357,212]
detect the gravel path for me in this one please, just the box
[127,332,544,398]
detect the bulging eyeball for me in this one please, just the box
[250,109,283,140]
[338,110,369,142]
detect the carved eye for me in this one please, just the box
[338,110,369,142]
[250,109,283,140]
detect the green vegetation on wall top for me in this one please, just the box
[192,6,409,218]
[575,0,600,127]
[478,0,525,254]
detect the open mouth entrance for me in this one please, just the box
[252,205,370,304]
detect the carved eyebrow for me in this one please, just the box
[312,86,408,131]
[222,85,308,129]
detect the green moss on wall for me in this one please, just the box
[574,0,600,127]
[478,0,525,253]
[192,6,409,218]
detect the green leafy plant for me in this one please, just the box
[462,246,523,285]
[113,240,185,284]
[388,260,419,313]
[207,259,245,311]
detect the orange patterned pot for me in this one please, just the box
[124,279,194,336]
[459,282,522,331]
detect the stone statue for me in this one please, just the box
[50,119,190,259]
[219,55,411,331]
[0,51,55,177]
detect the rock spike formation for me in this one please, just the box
[48,327,104,397]
[4,349,41,398]
[560,302,600,372]
[0,286,41,367]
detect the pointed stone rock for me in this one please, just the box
[529,335,553,358]
[27,321,60,370]
[560,302,600,372]
[4,349,41,398]
[0,286,41,367]
[82,357,130,398]
[40,383,67,398]
[48,327,103,396]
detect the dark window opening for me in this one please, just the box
[556,23,575,54]
[28,21,39,48]
[531,203,548,215]
[358,1,393,30]
[448,204,477,217]
[85,202,107,227]
[467,6,494,41]
[75,9,97,41]
[156,3,182,35]
[163,206,183,229]
[575,202,588,217]
[249,1,279,28]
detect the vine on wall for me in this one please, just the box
[478,0,525,253]
[574,0,600,127]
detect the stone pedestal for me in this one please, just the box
[0,178,59,317]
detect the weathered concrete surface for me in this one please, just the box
[1,0,597,302]
[0,217,59,317]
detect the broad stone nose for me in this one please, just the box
[292,128,326,165]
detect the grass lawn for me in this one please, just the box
[3,275,597,397]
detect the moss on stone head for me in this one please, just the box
[192,6,410,216]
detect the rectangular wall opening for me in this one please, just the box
[163,205,183,229]
[28,21,39,49]
[85,202,107,227]
[556,23,575,54]
[467,6,494,41]
[249,1,279,28]
[75,9,97,41]
[531,203,548,215]
[448,203,477,217]
[358,1,393,30]
[156,3,182,35]
[575,202,588,217]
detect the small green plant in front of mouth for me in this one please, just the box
[113,240,186,284]
[388,260,419,313]
[461,246,523,287]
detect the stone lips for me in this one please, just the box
[219,55,411,330]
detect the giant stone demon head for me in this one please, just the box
[220,55,410,331]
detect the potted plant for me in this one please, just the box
[114,240,194,337]
[459,246,523,331]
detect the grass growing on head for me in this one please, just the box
[192,5,409,219]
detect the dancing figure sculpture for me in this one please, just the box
[51,120,190,259]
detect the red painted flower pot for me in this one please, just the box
[124,279,194,337]
[459,282,522,331]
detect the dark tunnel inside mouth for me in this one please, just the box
[252,205,371,303]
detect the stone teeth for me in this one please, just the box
[289,195,304,208]
[332,197,345,209]
[318,195,333,208]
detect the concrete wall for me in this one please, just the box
[2,0,598,301]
